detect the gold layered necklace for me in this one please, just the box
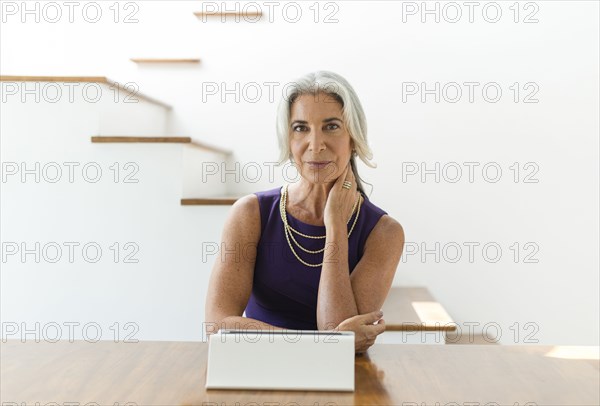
[279,183,362,268]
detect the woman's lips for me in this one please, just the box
[306,161,332,169]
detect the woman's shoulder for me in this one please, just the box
[219,193,263,244]
[233,186,280,209]
[231,187,283,234]
[227,193,260,224]
[253,186,281,199]
[251,186,285,213]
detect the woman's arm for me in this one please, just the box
[317,166,405,330]
[316,213,403,355]
[204,316,287,337]
[204,194,268,336]
[349,216,405,314]
[316,225,358,330]
[317,214,405,329]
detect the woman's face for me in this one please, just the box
[289,92,354,185]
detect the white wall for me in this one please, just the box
[1,1,598,345]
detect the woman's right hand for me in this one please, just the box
[334,310,386,354]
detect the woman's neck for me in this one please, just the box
[286,180,334,223]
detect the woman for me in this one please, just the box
[205,71,405,354]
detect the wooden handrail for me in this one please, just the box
[0,76,171,110]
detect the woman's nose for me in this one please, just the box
[307,129,326,152]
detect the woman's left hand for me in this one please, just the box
[324,162,360,230]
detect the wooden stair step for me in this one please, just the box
[181,197,240,206]
[91,136,232,156]
[131,58,201,64]
[194,11,262,18]
[92,136,191,143]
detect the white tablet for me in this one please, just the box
[206,329,355,391]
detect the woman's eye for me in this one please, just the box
[293,126,307,132]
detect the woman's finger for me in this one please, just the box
[375,324,386,336]
[362,310,384,325]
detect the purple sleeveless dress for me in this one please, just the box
[244,185,388,330]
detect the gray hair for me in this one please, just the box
[275,71,375,194]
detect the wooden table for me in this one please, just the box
[2,341,598,405]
